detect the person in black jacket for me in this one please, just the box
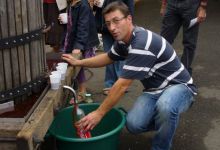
[62,0,99,102]
[160,0,207,75]
[93,0,134,95]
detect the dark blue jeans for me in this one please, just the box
[160,0,200,74]
[126,84,194,150]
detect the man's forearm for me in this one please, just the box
[97,78,133,117]
[80,53,114,68]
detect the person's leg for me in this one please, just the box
[126,92,159,134]
[76,67,86,102]
[115,60,124,79]
[152,84,194,150]
[181,2,200,75]
[102,33,116,89]
[43,3,49,26]
[46,3,63,51]
[76,48,96,102]
[43,3,50,44]
[160,2,182,44]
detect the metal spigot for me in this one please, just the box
[63,85,77,104]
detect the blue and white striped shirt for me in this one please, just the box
[108,26,197,94]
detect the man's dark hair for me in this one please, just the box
[102,1,130,17]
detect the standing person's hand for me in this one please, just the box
[94,0,104,8]
[160,0,167,16]
[160,3,166,16]
[71,49,82,60]
[58,16,62,24]
[58,13,68,24]
[88,0,94,8]
[197,6,207,23]
[94,0,100,7]
[72,49,81,54]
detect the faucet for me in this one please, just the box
[63,85,77,104]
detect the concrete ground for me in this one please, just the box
[83,0,220,150]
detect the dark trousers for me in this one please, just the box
[160,0,200,74]
[43,3,64,47]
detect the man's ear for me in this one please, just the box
[127,15,133,23]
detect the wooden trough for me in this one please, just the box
[0,66,79,150]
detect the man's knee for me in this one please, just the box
[126,115,138,134]
[126,115,142,134]
[156,100,179,121]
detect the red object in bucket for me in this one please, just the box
[75,124,92,138]
[70,98,92,138]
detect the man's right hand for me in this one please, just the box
[77,109,104,131]
[94,0,100,7]
[62,54,81,66]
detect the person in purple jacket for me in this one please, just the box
[62,0,99,102]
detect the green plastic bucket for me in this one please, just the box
[49,103,126,150]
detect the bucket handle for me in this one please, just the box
[117,107,127,115]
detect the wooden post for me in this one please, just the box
[0,0,46,91]
[14,0,26,84]
[21,0,31,82]
[0,0,13,90]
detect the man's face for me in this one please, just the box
[104,10,132,42]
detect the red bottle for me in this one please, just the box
[71,99,91,138]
